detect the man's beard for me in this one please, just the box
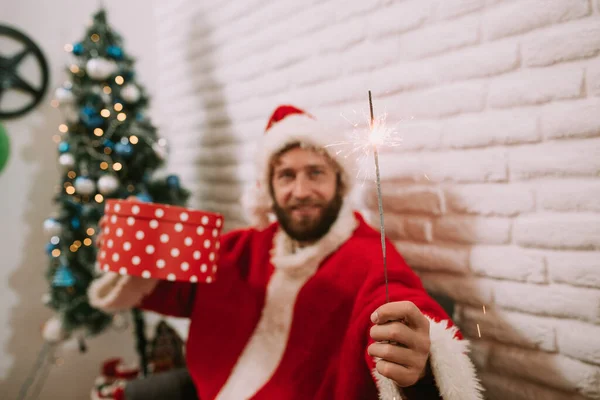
[273,192,343,243]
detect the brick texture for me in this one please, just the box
[444,184,534,216]
[546,250,600,289]
[509,138,600,180]
[481,372,594,400]
[555,319,600,365]
[522,18,600,67]
[482,0,590,40]
[460,306,555,351]
[492,281,600,323]
[487,343,600,398]
[470,245,546,283]
[540,98,600,140]
[488,66,584,108]
[155,1,600,398]
[513,213,600,250]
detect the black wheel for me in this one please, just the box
[0,25,50,119]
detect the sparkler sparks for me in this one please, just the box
[326,91,404,303]
[325,101,404,186]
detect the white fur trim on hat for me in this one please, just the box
[243,110,356,228]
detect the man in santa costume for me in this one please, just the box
[89,105,484,399]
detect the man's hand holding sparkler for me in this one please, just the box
[368,301,432,387]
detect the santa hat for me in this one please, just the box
[242,105,355,228]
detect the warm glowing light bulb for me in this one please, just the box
[64,44,73,52]
[51,249,61,257]
[66,186,75,195]
[94,128,104,137]
[70,244,78,252]
[91,33,100,42]
[103,86,112,94]
[95,194,104,203]
[115,76,124,85]
[83,238,92,246]
[117,113,127,121]
[129,135,139,144]
[100,162,109,170]
[58,124,68,133]
[87,228,95,236]
[67,171,76,179]
[70,65,80,73]
[114,103,123,111]
[104,147,112,155]
[113,162,122,171]
[101,109,110,118]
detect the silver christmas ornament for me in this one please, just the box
[55,87,75,104]
[152,141,168,160]
[98,175,120,195]
[74,177,96,195]
[58,153,75,168]
[43,218,62,236]
[86,58,118,80]
[121,84,141,103]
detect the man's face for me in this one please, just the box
[270,146,343,243]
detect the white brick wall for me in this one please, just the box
[154,1,600,398]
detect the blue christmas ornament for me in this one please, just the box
[58,142,70,153]
[166,175,180,188]
[80,106,104,128]
[71,217,81,229]
[114,142,133,158]
[72,43,84,55]
[53,265,76,287]
[136,193,152,202]
[89,117,104,128]
[66,199,84,213]
[106,45,123,60]
[102,139,115,149]
[81,106,95,118]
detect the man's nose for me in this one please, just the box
[292,176,311,199]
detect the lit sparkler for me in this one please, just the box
[327,100,403,186]
[326,91,403,303]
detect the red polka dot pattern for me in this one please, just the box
[97,200,224,283]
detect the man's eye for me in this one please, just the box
[279,171,294,179]
[310,170,323,177]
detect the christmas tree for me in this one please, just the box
[43,8,189,351]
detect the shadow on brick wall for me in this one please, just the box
[183,9,247,231]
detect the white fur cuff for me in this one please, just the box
[88,272,158,313]
[374,318,484,400]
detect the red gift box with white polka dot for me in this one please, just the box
[97,200,224,283]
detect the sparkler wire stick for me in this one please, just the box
[369,91,390,304]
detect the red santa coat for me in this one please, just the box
[139,203,483,400]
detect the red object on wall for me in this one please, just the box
[97,200,224,283]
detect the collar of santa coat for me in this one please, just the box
[270,199,357,272]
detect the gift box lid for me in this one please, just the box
[105,199,223,229]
